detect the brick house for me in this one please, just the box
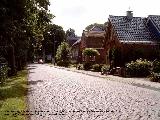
[71,38,81,63]
[105,11,160,66]
[80,26,106,63]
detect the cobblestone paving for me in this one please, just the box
[27,64,160,120]
[55,66,160,91]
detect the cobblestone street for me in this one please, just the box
[27,64,160,120]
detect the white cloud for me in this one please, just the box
[49,0,160,36]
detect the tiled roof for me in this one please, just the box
[109,15,158,43]
[84,31,105,38]
[89,26,104,32]
[67,36,81,46]
[148,15,160,32]
[72,38,81,46]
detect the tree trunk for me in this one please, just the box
[8,45,17,76]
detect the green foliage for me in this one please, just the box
[0,0,53,74]
[56,42,70,67]
[109,48,121,66]
[43,24,65,55]
[85,23,106,31]
[149,60,160,82]
[0,64,8,84]
[152,60,160,73]
[0,57,8,84]
[56,61,70,67]
[149,72,160,82]
[0,70,28,120]
[92,64,103,72]
[101,65,110,75]
[66,28,76,37]
[76,64,83,70]
[83,62,92,70]
[83,48,100,56]
[125,59,151,77]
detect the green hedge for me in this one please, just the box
[76,64,83,70]
[101,65,110,75]
[152,60,160,73]
[83,62,92,70]
[92,64,103,72]
[56,60,70,67]
[0,63,8,84]
[150,72,160,82]
[125,59,151,77]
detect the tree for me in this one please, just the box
[43,24,65,53]
[66,28,76,37]
[0,0,53,75]
[83,48,100,62]
[55,42,70,67]
[85,23,107,31]
[83,48,100,56]
[43,24,65,60]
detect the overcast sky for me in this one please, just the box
[49,0,160,36]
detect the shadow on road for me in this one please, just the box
[27,80,43,85]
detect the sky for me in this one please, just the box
[49,0,160,36]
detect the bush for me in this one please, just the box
[0,57,8,84]
[92,64,103,72]
[76,64,83,70]
[57,60,70,67]
[125,59,151,77]
[149,72,160,82]
[152,60,160,73]
[83,62,92,70]
[101,65,110,75]
[83,48,100,56]
[56,42,70,67]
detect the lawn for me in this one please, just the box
[0,70,28,120]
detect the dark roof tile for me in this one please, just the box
[109,15,157,43]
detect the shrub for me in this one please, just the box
[76,64,83,70]
[152,60,160,73]
[0,57,8,84]
[83,48,100,56]
[57,60,70,67]
[149,72,160,82]
[125,59,151,77]
[92,64,103,72]
[83,62,92,70]
[56,42,70,67]
[101,65,110,75]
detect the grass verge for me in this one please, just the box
[0,70,28,120]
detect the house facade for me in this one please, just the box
[71,38,81,63]
[105,11,160,66]
[80,26,106,63]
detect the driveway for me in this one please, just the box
[27,64,160,120]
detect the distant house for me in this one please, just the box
[105,11,160,66]
[80,26,106,63]
[66,29,80,47]
[71,38,81,63]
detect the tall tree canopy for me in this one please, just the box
[66,28,76,37]
[85,22,107,31]
[43,24,65,56]
[0,0,53,74]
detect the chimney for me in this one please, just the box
[126,11,133,20]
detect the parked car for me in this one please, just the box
[38,59,43,64]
